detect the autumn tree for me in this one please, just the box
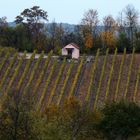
[81,9,99,51]
[0,89,41,140]
[43,97,101,140]
[15,6,48,51]
[84,32,93,49]
[100,31,117,51]
[103,15,117,32]
[61,97,90,140]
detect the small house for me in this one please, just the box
[62,43,80,59]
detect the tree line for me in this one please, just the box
[0,5,140,54]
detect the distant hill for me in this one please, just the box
[8,22,104,33]
[8,22,75,32]
[8,22,16,27]
[46,23,76,33]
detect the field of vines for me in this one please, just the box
[0,48,140,110]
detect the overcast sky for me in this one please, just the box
[0,0,140,24]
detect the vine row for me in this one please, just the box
[93,48,109,110]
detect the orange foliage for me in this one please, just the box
[85,33,94,48]
[101,31,117,49]
[44,104,60,120]
[62,96,81,118]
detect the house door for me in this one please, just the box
[68,49,73,55]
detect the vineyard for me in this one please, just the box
[0,48,140,110]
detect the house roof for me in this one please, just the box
[64,43,79,49]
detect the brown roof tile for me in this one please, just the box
[69,43,80,49]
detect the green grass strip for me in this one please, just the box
[57,61,74,106]
[133,64,140,102]
[68,57,85,99]
[124,48,135,99]
[0,52,18,90]
[16,50,36,90]
[104,48,117,103]
[6,51,27,94]
[37,59,57,111]
[32,51,53,95]
[0,51,10,71]
[114,48,126,101]
[85,49,100,102]
[93,48,109,111]
[47,58,66,106]
[23,51,44,95]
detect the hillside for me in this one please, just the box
[8,22,105,33]
[0,49,140,110]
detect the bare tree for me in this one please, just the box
[124,5,139,28]
[0,17,8,27]
[81,9,99,35]
[117,12,126,33]
[103,15,117,32]
[124,4,139,48]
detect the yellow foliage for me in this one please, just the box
[44,104,59,120]
[63,97,81,111]
[101,31,116,49]
[85,33,93,48]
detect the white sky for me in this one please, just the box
[0,0,140,24]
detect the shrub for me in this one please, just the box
[98,100,140,140]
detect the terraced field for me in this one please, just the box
[0,48,140,110]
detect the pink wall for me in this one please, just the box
[62,44,80,59]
